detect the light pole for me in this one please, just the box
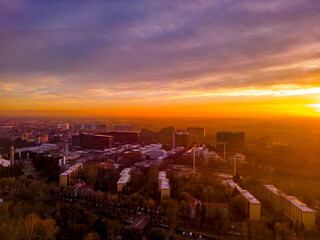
[217,141,227,163]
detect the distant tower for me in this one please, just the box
[10,146,15,166]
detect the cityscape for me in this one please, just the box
[1,1,320,240]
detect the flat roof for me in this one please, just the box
[264,184,279,196]
[264,184,314,212]
[226,180,238,189]
[120,168,131,176]
[158,171,166,180]
[227,180,260,204]
[160,178,170,190]
[285,196,314,212]
[117,174,130,184]
[239,189,260,204]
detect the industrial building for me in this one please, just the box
[79,132,113,149]
[117,168,131,192]
[263,185,315,231]
[158,171,170,200]
[59,163,83,187]
[226,180,261,221]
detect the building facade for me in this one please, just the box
[263,185,315,231]
[226,180,261,221]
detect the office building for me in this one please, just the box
[226,180,261,221]
[263,185,315,231]
[79,132,113,149]
[187,127,205,144]
[217,131,245,153]
[103,131,139,144]
[117,168,131,192]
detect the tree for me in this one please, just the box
[166,199,178,227]
[16,213,59,240]
[147,227,165,240]
[84,232,101,240]
[119,226,141,240]
[92,217,107,240]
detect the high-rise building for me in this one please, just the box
[174,131,190,147]
[158,126,175,144]
[187,127,205,144]
[217,131,245,153]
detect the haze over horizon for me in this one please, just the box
[1,0,320,117]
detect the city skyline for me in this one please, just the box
[1,0,320,117]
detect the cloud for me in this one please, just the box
[1,0,320,109]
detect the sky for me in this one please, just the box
[1,0,320,118]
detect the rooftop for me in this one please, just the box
[264,184,314,212]
[160,178,170,190]
[158,171,166,180]
[264,184,279,196]
[227,180,260,204]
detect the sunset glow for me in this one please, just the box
[1,0,320,118]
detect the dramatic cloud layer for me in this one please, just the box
[1,0,320,116]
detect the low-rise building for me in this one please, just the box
[158,171,170,200]
[205,151,220,165]
[226,180,261,221]
[117,168,131,192]
[0,159,10,167]
[59,163,83,187]
[228,153,246,167]
[263,185,315,231]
